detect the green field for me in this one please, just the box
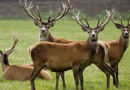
[0,20,130,90]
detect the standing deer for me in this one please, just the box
[72,10,119,89]
[0,35,51,81]
[21,0,72,89]
[28,10,118,90]
[101,10,130,87]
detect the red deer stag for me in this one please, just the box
[28,10,118,90]
[101,10,130,88]
[72,10,119,89]
[21,0,72,89]
[0,35,51,81]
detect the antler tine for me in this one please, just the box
[36,5,42,22]
[48,10,52,23]
[99,16,105,26]
[111,9,118,24]
[5,35,18,55]
[22,0,35,19]
[119,16,123,25]
[96,16,101,28]
[84,14,90,27]
[49,0,72,22]
[22,0,42,22]
[72,10,86,28]
[128,18,130,26]
[100,10,111,27]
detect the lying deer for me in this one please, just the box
[21,0,72,89]
[101,10,130,88]
[28,9,118,90]
[0,35,51,81]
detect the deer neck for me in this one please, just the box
[119,34,129,52]
[87,38,99,58]
[40,32,54,42]
[1,54,9,72]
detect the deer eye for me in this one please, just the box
[94,30,98,33]
[46,26,50,28]
[87,30,91,33]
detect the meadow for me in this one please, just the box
[0,19,130,90]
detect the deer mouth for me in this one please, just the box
[91,37,98,42]
[124,35,129,39]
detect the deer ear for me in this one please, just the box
[81,26,87,32]
[99,26,105,31]
[49,22,55,27]
[128,25,130,30]
[33,20,42,26]
[115,24,124,29]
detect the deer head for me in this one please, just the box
[111,9,130,39]
[0,35,18,65]
[21,0,71,36]
[73,10,111,42]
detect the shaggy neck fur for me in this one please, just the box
[40,32,54,42]
[119,34,129,52]
[87,38,99,58]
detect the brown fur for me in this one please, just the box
[29,38,118,90]
[106,35,129,65]
[98,31,129,87]
[2,64,51,81]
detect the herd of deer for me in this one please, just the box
[0,0,129,90]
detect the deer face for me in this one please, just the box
[111,9,130,39]
[115,24,130,39]
[121,27,130,39]
[87,29,99,41]
[34,20,55,35]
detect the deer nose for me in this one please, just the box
[124,32,128,36]
[41,30,46,33]
[92,34,95,37]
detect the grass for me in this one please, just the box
[0,19,130,90]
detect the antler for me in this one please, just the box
[99,10,111,28]
[72,10,90,31]
[127,18,130,26]
[48,0,72,23]
[21,0,43,22]
[111,9,119,25]
[5,35,18,55]
[96,16,101,28]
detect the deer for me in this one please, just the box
[21,0,116,89]
[0,35,51,81]
[100,10,130,88]
[21,0,73,89]
[72,10,119,89]
[28,9,118,90]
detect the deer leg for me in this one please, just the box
[104,63,119,88]
[55,72,61,90]
[116,64,119,84]
[61,72,66,89]
[112,64,119,86]
[30,65,43,90]
[95,64,110,88]
[78,68,84,90]
[73,67,79,90]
